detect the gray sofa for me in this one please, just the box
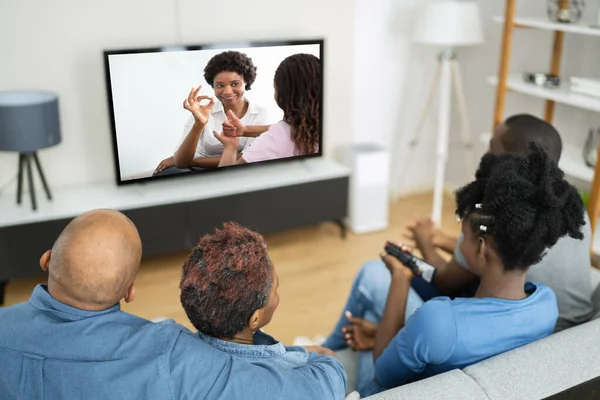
[339,267,600,400]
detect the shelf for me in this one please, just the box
[494,16,600,37]
[479,133,593,183]
[0,158,350,228]
[560,143,594,183]
[487,75,600,113]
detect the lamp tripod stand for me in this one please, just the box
[16,152,52,211]
[399,49,475,224]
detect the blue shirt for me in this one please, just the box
[375,282,558,389]
[196,330,311,369]
[0,285,346,400]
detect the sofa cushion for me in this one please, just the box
[336,349,360,395]
[364,369,489,400]
[464,318,600,400]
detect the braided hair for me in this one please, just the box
[274,53,320,156]
[455,143,585,271]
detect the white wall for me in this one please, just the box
[352,0,447,197]
[0,0,353,192]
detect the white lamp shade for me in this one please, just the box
[412,1,484,47]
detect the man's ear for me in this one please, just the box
[124,283,136,303]
[39,250,52,272]
[248,309,261,332]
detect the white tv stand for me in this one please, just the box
[0,158,350,303]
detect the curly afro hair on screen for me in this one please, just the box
[455,143,585,271]
[203,51,257,90]
[180,222,272,339]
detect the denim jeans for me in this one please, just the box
[323,260,425,395]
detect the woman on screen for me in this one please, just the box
[154,51,274,175]
[214,53,320,166]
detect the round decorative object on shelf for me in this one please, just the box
[547,0,585,23]
[583,127,600,168]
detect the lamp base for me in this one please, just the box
[16,152,52,211]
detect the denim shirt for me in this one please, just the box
[197,330,310,369]
[0,284,346,400]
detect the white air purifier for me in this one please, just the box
[343,143,390,234]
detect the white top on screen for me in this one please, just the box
[177,98,275,158]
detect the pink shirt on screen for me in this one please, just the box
[241,121,297,163]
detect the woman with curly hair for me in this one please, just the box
[154,51,274,174]
[214,53,320,166]
[179,222,346,397]
[326,144,585,396]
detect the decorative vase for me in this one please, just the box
[583,127,600,168]
[547,0,585,23]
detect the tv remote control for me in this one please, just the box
[384,241,436,283]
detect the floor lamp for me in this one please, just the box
[403,1,483,224]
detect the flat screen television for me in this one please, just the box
[103,39,324,185]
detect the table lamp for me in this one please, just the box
[0,91,62,211]
[400,0,483,224]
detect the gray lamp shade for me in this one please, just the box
[0,91,61,152]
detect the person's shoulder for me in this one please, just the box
[254,121,289,140]
[248,100,270,115]
[528,282,558,302]
[401,298,458,360]
[408,298,456,330]
[0,301,34,329]
[268,120,291,133]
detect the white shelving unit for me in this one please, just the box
[487,75,600,114]
[491,6,600,256]
[494,16,600,37]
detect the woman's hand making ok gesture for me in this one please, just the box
[183,85,215,125]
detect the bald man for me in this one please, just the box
[0,210,346,400]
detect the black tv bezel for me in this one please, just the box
[103,38,325,186]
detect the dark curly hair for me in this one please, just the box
[203,51,257,90]
[274,53,320,156]
[180,222,272,338]
[455,143,585,271]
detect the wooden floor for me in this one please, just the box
[3,192,459,345]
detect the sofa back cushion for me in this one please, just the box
[463,319,600,400]
[364,369,489,400]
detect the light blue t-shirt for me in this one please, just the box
[374,282,558,389]
[454,212,594,332]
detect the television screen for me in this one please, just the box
[103,39,323,184]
